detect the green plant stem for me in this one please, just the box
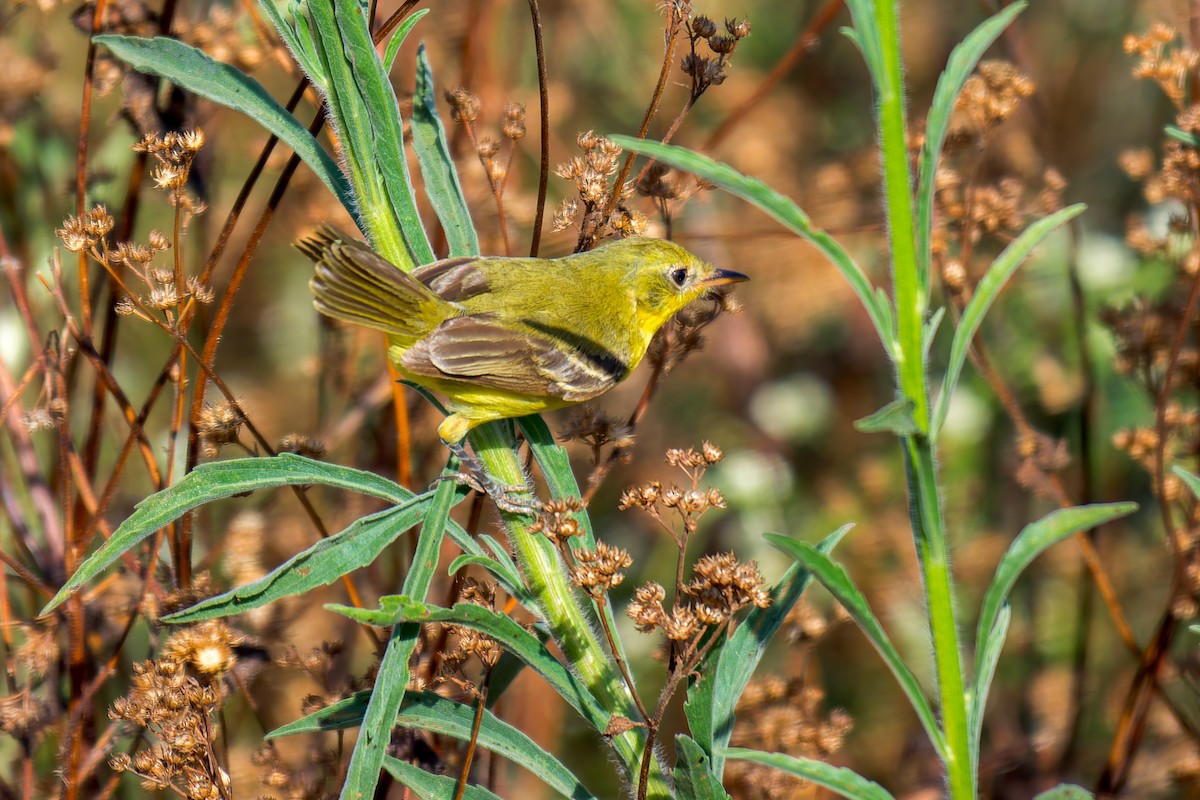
[905,435,972,798]
[874,0,928,432]
[469,422,669,798]
[872,0,968,794]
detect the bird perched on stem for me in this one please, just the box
[299,229,747,511]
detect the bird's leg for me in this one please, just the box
[439,439,539,515]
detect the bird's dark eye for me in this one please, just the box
[670,267,689,287]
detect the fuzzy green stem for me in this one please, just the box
[873,0,970,795]
[905,435,972,798]
[874,0,928,433]
[470,422,669,798]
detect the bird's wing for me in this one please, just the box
[400,315,630,402]
[411,258,492,302]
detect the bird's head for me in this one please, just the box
[604,237,748,332]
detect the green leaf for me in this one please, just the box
[854,399,919,435]
[383,757,503,799]
[275,691,597,799]
[673,735,730,800]
[932,204,1086,436]
[329,597,611,731]
[1033,786,1094,800]
[381,9,430,73]
[766,534,947,760]
[915,3,1026,290]
[1174,465,1200,500]
[412,43,479,258]
[1166,125,1200,146]
[164,491,468,623]
[41,455,409,615]
[721,748,895,800]
[305,0,430,269]
[968,603,1009,777]
[339,465,461,800]
[686,525,852,778]
[255,0,323,82]
[608,137,891,351]
[972,502,1136,722]
[93,34,354,221]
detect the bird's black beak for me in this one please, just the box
[700,269,750,287]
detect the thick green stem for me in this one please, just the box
[874,0,928,433]
[470,423,670,798]
[873,0,970,795]
[905,436,972,798]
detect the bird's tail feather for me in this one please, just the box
[299,227,451,339]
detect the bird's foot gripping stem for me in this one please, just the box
[439,439,539,515]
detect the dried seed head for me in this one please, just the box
[627,583,667,632]
[692,15,717,38]
[502,101,526,140]
[571,541,633,597]
[197,402,243,458]
[445,87,480,123]
[529,497,587,544]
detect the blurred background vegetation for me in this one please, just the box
[2,0,1199,797]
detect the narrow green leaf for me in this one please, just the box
[254,0,323,82]
[305,0,411,267]
[924,307,945,359]
[328,597,610,731]
[93,34,354,220]
[1166,125,1200,146]
[766,535,948,760]
[383,757,503,800]
[854,399,919,435]
[329,0,434,265]
[1175,465,1200,500]
[381,9,430,73]
[277,690,597,799]
[41,455,410,615]
[339,465,461,800]
[968,603,1009,777]
[674,735,731,800]
[916,3,1026,288]
[686,525,852,778]
[1033,786,1093,800]
[164,495,465,623]
[721,748,895,800]
[973,502,1137,695]
[399,692,598,799]
[412,43,479,257]
[608,137,891,350]
[932,204,1086,436]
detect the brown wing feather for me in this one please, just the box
[400,316,628,401]
[412,258,492,302]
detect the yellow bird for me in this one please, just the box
[299,230,747,508]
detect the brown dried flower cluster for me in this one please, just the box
[439,579,503,696]
[1125,23,1200,108]
[571,541,634,599]
[553,131,646,239]
[681,15,752,99]
[725,677,854,800]
[620,441,726,540]
[108,621,243,799]
[57,135,216,325]
[626,553,769,638]
[947,60,1036,146]
[560,405,636,454]
[197,401,244,459]
[530,497,587,545]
